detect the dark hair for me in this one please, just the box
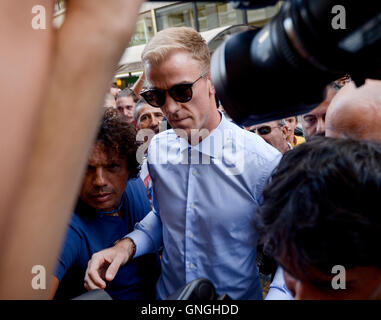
[256,136,381,281]
[96,108,140,179]
[117,87,139,103]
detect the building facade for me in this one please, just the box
[53,1,283,87]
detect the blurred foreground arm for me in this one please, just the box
[0,0,144,299]
[0,0,54,247]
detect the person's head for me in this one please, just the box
[326,79,381,141]
[140,27,220,141]
[301,81,342,141]
[133,98,164,133]
[256,137,381,299]
[116,88,139,123]
[79,108,140,212]
[103,92,117,109]
[285,116,298,142]
[247,119,290,154]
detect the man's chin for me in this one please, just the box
[151,126,160,134]
[89,202,114,212]
[86,196,117,212]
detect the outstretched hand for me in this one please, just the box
[84,238,135,291]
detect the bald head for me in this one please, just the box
[326,79,381,141]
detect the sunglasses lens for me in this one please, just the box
[170,84,193,103]
[141,90,165,108]
[258,126,271,135]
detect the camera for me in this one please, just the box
[211,0,381,126]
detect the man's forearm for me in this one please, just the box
[126,210,164,258]
[131,72,146,97]
[115,237,137,261]
[0,0,144,299]
[0,0,54,243]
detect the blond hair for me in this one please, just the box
[141,27,210,72]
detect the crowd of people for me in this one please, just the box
[49,26,381,300]
[1,2,380,300]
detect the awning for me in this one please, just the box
[115,24,252,77]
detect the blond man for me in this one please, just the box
[85,27,281,300]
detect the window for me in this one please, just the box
[247,1,283,27]
[130,11,155,46]
[156,3,195,31]
[197,2,245,32]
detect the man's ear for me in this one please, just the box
[282,125,290,138]
[207,77,216,96]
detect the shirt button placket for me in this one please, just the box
[185,150,198,282]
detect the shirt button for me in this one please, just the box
[192,169,198,175]
[190,263,195,269]
[189,233,194,239]
[190,203,195,209]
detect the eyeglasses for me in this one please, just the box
[140,71,209,108]
[250,125,281,135]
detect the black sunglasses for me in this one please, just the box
[251,125,281,135]
[140,71,209,108]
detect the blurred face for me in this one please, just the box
[117,96,135,123]
[144,51,220,140]
[79,142,129,212]
[285,117,297,138]
[248,121,289,154]
[283,266,381,300]
[136,103,164,133]
[301,87,337,141]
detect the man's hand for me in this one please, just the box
[84,238,135,291]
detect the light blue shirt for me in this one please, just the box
[266,267,294,300]
[127,113,281,300]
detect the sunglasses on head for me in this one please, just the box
[251,125,281,135]
[140,71,209,108]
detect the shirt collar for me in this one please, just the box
[177,111,232,159]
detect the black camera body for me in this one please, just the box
[211,0,381,125]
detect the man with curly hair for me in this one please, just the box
[49,108,160,300]
[258,137,381,299]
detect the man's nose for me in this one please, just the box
[151,115,160,127]
[164,94,181,115]
[94,167,107,187]
[316,117,326,136]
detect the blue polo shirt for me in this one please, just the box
[54,178,161,300]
